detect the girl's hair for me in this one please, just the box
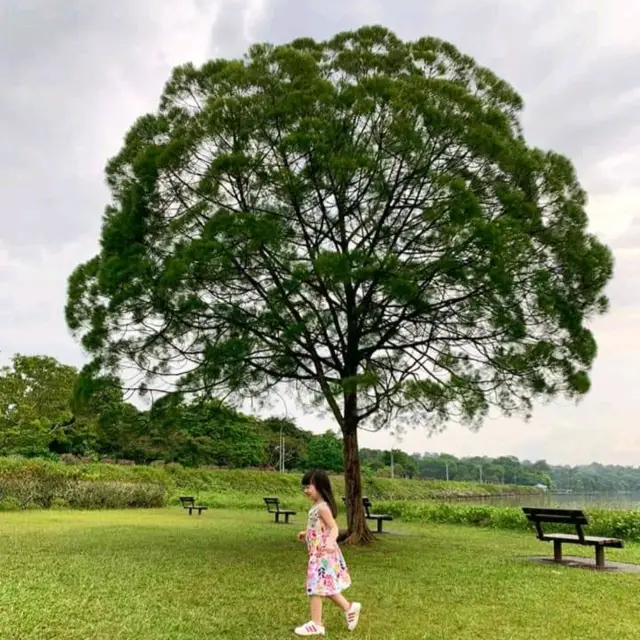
[302,469,338,517]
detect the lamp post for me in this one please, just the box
[273,391,288,473]
[389,423,400,479]
[279,425,285,473]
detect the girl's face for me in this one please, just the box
[303,482,320,502]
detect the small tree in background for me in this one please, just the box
[307,431,344,473]
[66,26,613,543]
[0,355,79,456]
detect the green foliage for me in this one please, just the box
[2,354,634,497]
[0,496,21,512]
[0,458,536,511]
[141,396,268,467]
[412,452,552,486]
[50,497,69,510]
[0,355,80,456]
[410,452,640,492]
[548,463,640,492]
[306,430,344,472]
[61,481,165,509]
[361,448,419,478]
[0,473,165,510]
[377,501,640,542]
[0,458,165,509]
[66,25,612,441]
[0,353,318,468]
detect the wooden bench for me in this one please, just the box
[179,496,208,516]
[263,497,296,524]
[342,496,394,533]
[523,507,623,569]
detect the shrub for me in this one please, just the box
[0,456,538,511]
[61,481,166,509]
[0,496,21,511]
[50,498,69,510]
[0,473,166,510]
[374,501,640,542]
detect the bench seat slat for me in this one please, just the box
[367,514,393,521]
[540,533,623,547]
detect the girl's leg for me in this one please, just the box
[310,596,323,625]
[328,594,351,612]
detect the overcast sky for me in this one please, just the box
[1,0,639,466]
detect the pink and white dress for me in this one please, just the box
[305,502,351,596]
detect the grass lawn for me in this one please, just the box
[0,509,639,639]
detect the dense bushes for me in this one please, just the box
[155,467,537,502]
[0,477,165,510]
[2,457,640,545]
[0,458,166,509]
[0,457,537,510]
[377,501,640,542]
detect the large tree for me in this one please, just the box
[65,26,613,542]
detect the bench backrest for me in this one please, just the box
[341,496,372,517]
[522,507,588,541]
[263,497,281,513]
[179,496,195,508]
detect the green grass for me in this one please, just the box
[0,509,639,639]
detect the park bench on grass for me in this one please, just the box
[342,496,394,533]
[179,496,208,516]
[522,507,623,569]
[263,497,296,524]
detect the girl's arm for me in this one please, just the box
[318,504,339,549]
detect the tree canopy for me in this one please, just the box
[65,26,614,540]
[0,353,315,467]
[0,355,77,456]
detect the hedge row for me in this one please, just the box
[183,491,640,544]
[0,458,539,508]
[377,501,640,542]
[0,477,165,510]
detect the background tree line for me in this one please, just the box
[406,454,640,493]
[1,355,638,493]
[0,353,341,470]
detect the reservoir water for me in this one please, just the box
[454,491,640,510]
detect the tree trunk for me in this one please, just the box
[342,399,374,544]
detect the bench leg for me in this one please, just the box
[284,513,290,524]
[595,545,605,569]
[275,513,280,524]
[553,540,563,563]
[188,507,193,516]
[377,519,383,534]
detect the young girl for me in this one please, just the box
[295,470,361,636]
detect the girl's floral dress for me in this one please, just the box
[305,501,351,596]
